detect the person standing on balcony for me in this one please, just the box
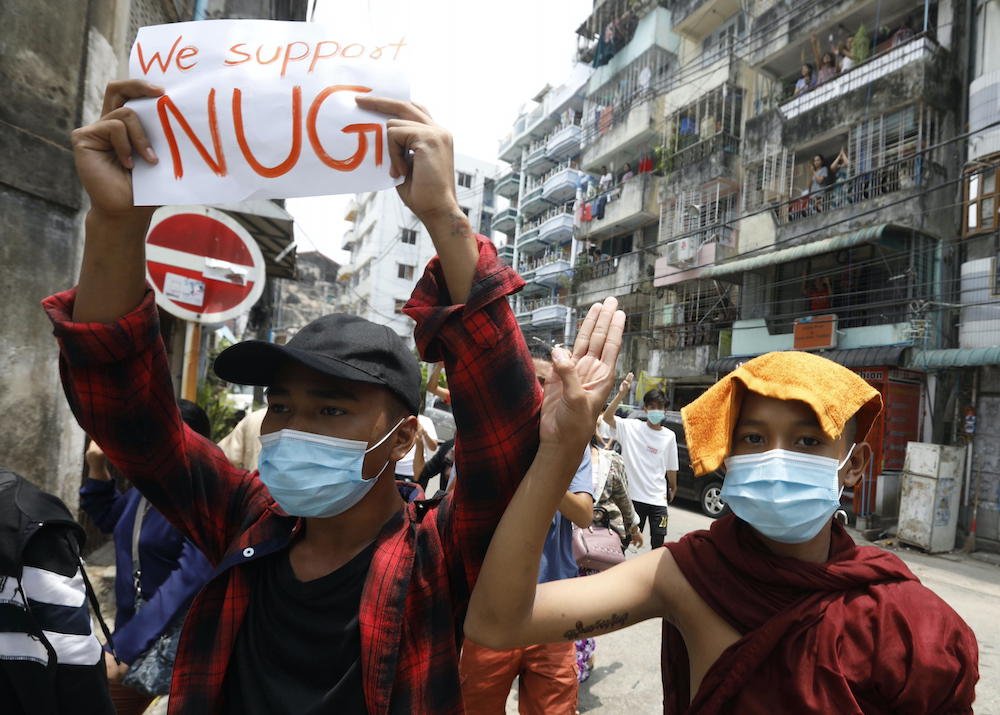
[598,166,613,193]
[809,154,831,212]
[601,377,678,549]
[793,63,816,96]
[811,34,840,85]
[619,162,635,184]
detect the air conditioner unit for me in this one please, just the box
[666,237,700,267]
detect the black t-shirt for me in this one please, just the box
[222,542,376,714]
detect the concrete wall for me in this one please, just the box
[1,0,305,509]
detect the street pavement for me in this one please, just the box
[504,501,1000,714]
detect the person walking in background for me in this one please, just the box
[575,427,642,683]
[80,399,215,715]
[589,428,642,552]
[601,375,678,549]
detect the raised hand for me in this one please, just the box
[540,297,626,447]
[618,372,634,397]
[353,96,460,224]
[71,80,163,220]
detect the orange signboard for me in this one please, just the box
[793,314,838,350]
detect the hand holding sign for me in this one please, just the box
[355,96,461,225]
[126,20,411,204]
[71,80,164,221]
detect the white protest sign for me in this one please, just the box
[127,20,409,205]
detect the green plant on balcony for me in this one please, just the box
[852,25,871,64]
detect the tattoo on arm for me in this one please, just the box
[562,612,629,640]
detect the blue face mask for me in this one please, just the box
[646,410,665,425]
[258,418,405,518]
[721,445,854,544]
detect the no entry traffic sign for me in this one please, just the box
[145,205,266,324]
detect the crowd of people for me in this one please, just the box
[0,77,981,715]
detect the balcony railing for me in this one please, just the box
[779,37,936,120]
[543,167,587,204]
[496,170,521,199]
[579,176,657,240]
[520,184,550,219]
[582,99,658,172]
[496,244,515,265]
[524,142,558,176]
[491,207,517,235]
[546,123,583,162]
[782,156,930,225]
[537,210,575,245]
[665,132,740,173]
[533,301,570,328]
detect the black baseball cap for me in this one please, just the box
[214,313,422,415]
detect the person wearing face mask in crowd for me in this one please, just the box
[42,79,567,714]
[600,376,678,549]
[465,351,979,714]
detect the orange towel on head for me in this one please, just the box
[681,351,883,477]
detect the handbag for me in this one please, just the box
[572,506,625,572]
[120,497,184,696]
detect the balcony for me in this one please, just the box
[574,252,642,297]
[579,177,658,241]
[670,0,741,39]
[491,207,517,235]
[341,228,356,251]
[520,184,550,219]
[534,256,572,289]
[543,167,586,204]
[537,210,575,245]
[344,199,358,222]
[546,124,583,162]
[496,170,521,199]
[780,37,937,120]
[496,243,515,266]
[533,301,570,329]
[581,98,660,173]
[524,143,558,176]
[517,225,545,255]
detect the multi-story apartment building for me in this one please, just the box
[654,0,967,524]
[646,0,757,406]
[339,154,498,348]
[938,0,1000,548]
[494,66,593,346]
[572,1,680,376]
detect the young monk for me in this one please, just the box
[466,350,980,713]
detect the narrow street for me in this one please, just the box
[505,503,1000,714]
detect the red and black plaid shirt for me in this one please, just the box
[43,238,541,714]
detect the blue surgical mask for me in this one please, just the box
[721,445,855,544]
[258,419,405,518]
[646,410,665,425]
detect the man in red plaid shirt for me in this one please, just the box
[42,80,626,714]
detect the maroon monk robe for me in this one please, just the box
[662,515,979,714]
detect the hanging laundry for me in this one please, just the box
[599,106,614,135]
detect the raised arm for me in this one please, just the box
[467,299,673,647]
[602,372,633,428]
[44,80,261,563]
[426,362,451,404]
[360,96,543,594]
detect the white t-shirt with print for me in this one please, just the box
[607,416,679,507]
